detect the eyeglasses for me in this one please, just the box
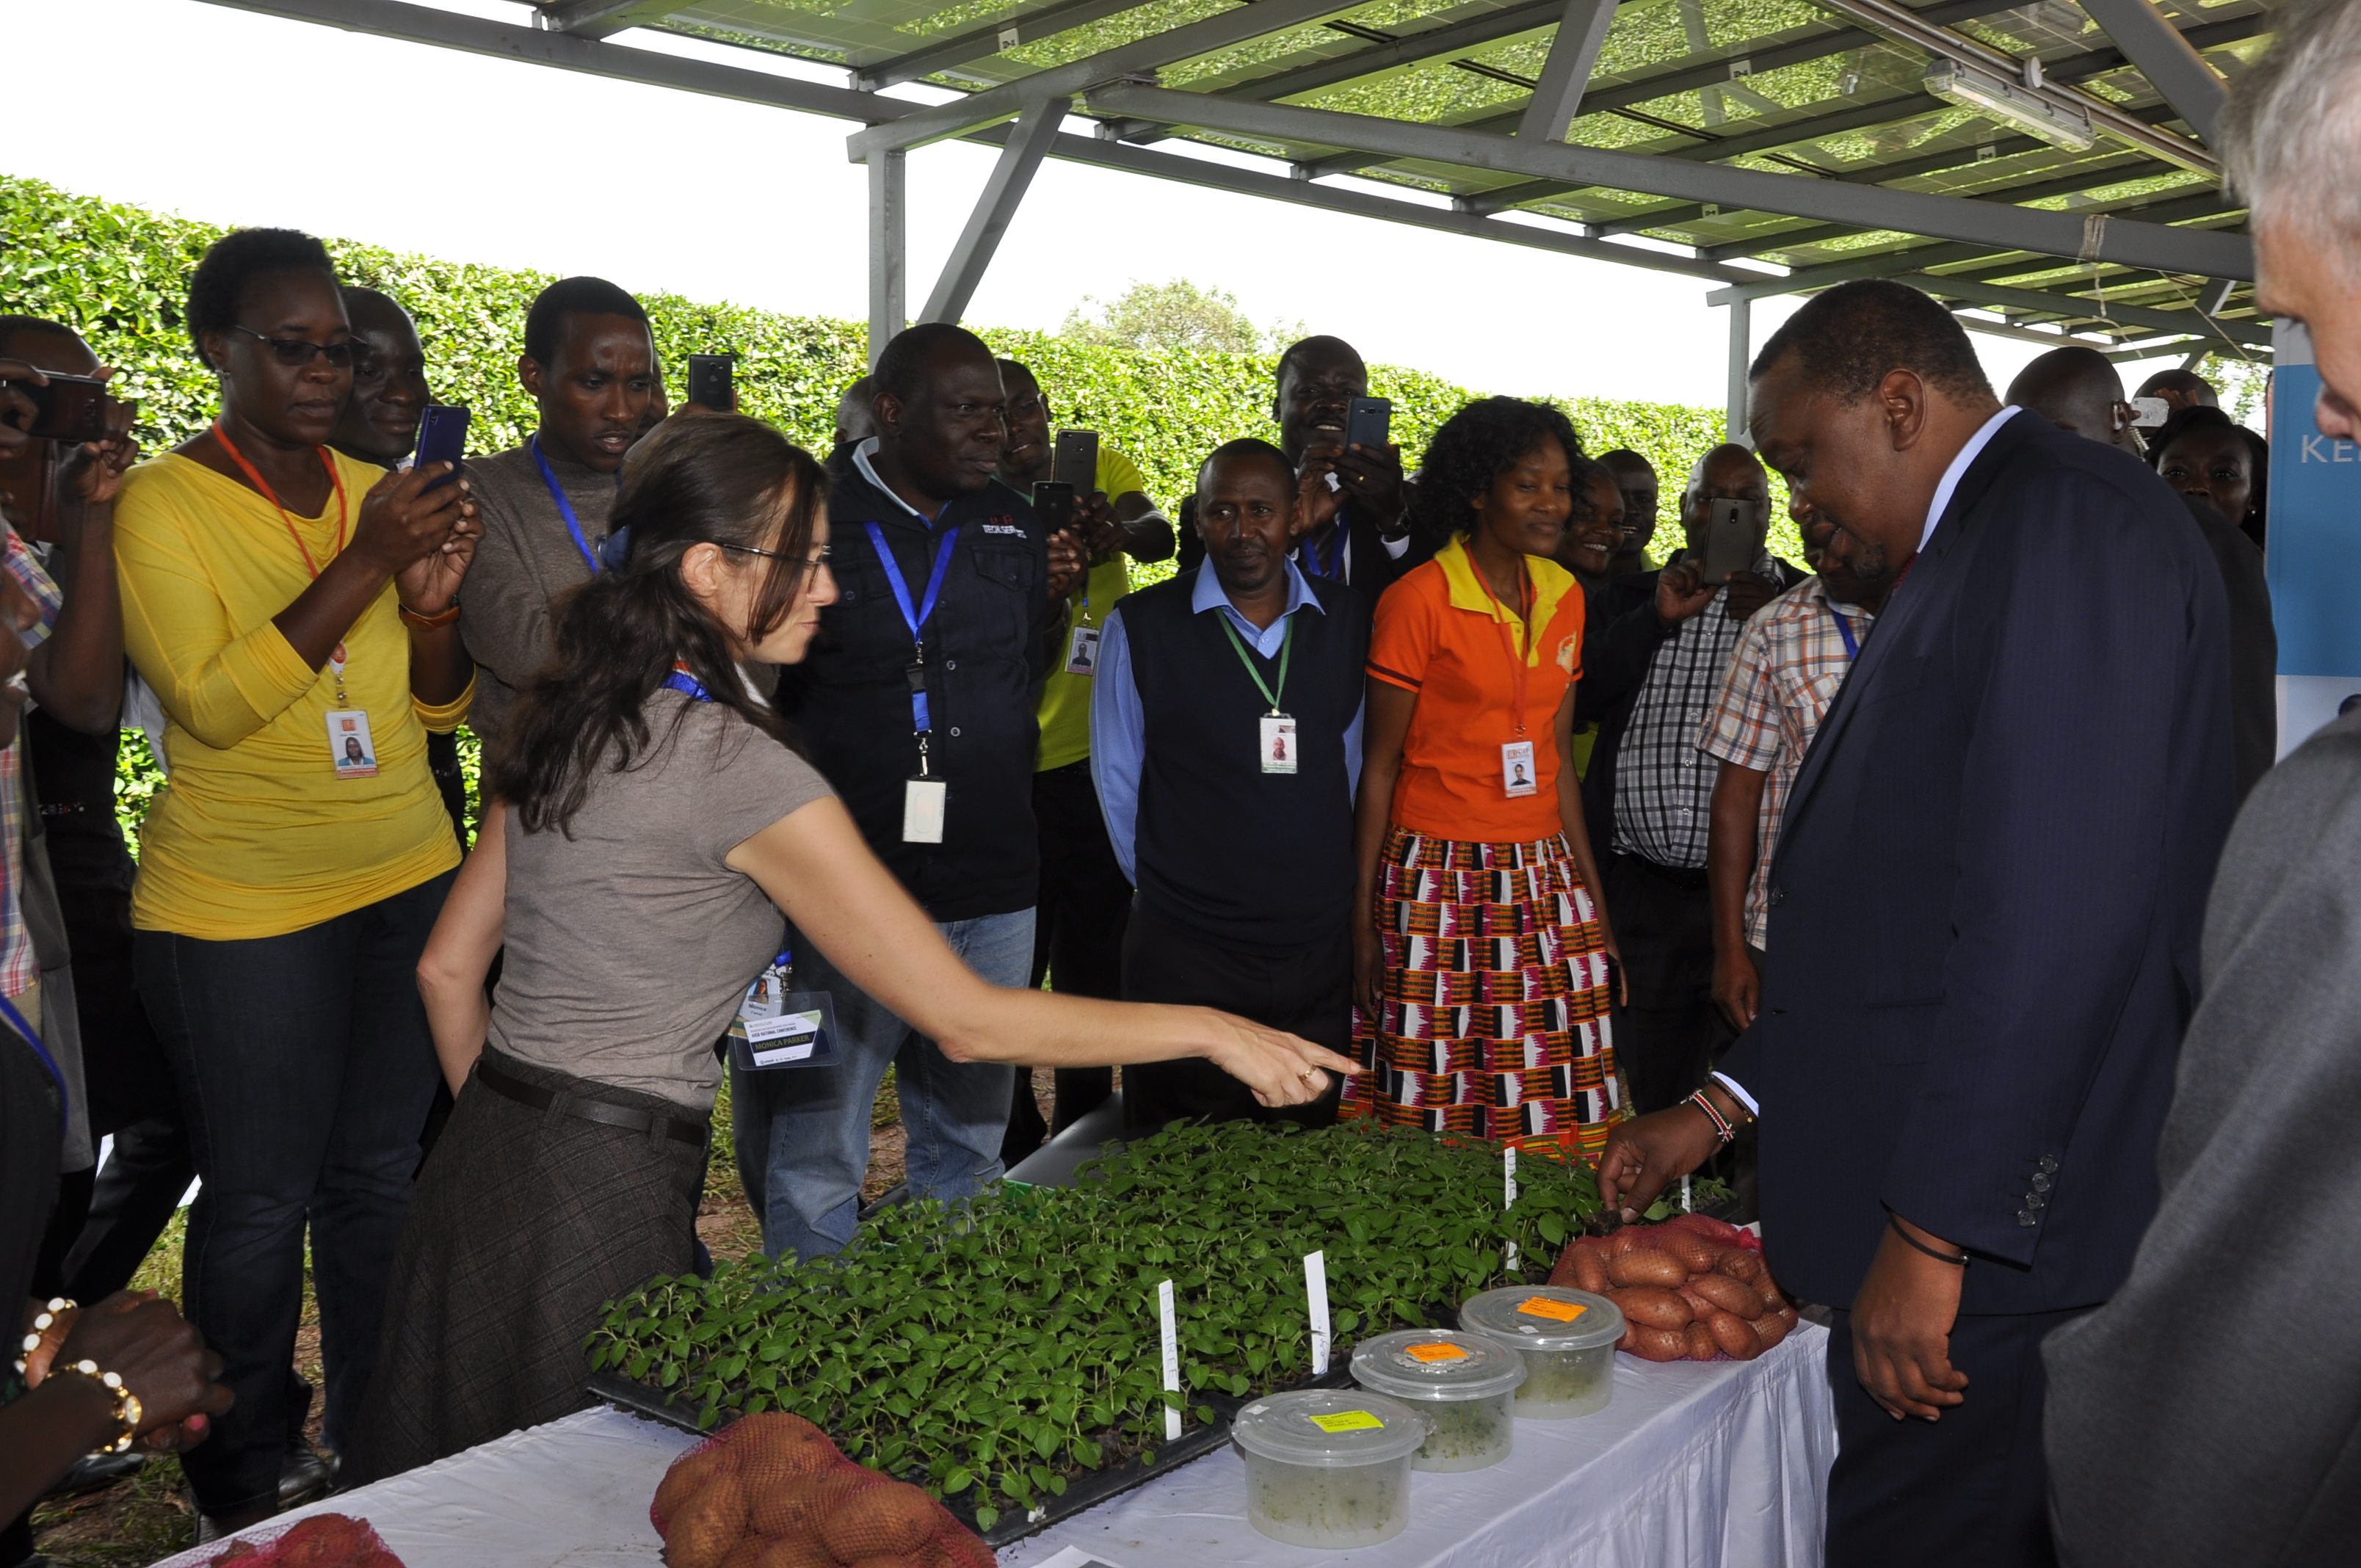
[718,541,830,569]
[225,324,363,369]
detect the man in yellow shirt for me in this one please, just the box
[993,360,1171,1158]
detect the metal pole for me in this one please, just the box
[1725,296,1752,444]
[868,148,905,368]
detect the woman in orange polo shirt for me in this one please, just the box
[1346,397,1624,1155]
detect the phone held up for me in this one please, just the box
[1053,429,1098,494]
[413,404,471,490]
[1697,496,1767,586]
[688,353,736,413]
[1344,396,1392,455]
[4,372,109,445]
[1033,480,1076,535]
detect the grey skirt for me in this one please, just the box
[349,1048,708,1483]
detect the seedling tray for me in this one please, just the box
[591,1370,1234,1547]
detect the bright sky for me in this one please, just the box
[8,0,2211,413]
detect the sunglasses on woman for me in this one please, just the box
[225,324,366,369]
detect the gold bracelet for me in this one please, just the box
[15,1296,75,1375]
[53,1359,142,1455]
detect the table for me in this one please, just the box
[151,1328,1833,1568]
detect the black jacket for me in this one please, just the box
[2179,494,2277,800]
[775,446,1053,921]
[1722,410,2234,1313]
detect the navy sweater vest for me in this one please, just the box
[1121,567,1368,947]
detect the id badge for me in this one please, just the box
[327,709,378,778]
[1501,739,1538,797]
[1261,713,1298,774]
[1065,624,1102,676]
[728,969,840,1071]
[903,777,948,843]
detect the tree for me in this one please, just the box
[1059,278,1301,355]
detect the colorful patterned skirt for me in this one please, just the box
[1341,826,1624,1156]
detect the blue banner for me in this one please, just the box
[2267,320,2361,753]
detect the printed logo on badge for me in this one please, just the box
[327,709,378,779]
[1065,624,1101,676]
[1260,714,1298,774]
[1501,738,1537,798]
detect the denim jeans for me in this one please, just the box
[136,871,451,1517]
[733,907,1030,1260]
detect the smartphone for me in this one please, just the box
[1345,395,1392,454]
[1052,429,1098,493]
[10,373,107,444]
[1033,479,1076,534]
[2130,396,2171,428]
[688,353,736,411]
[1698,496,1767,585]
[413,404,471,490]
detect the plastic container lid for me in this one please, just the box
[1229,1389,1429,1468]
[1457,1286,1626,1351]
[1349,1329,1528,1404]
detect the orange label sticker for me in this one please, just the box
[1517,1296,1588,1323]
[1401,1342,1469,1364]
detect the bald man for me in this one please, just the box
[2009,347,2277,799]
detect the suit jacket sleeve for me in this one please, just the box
[1880,471,2216,1265]
[1574,580,1670,725]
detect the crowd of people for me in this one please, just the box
[4,4,2361,1562]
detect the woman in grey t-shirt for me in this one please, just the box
[355,413,1354,1480]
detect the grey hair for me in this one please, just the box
[2222,0,2361,249]
[835,374,876,444]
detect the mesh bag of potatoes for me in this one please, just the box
[200,1512,403,1567]
[1549,1214,1802,1363]
[651,1411,997,1568]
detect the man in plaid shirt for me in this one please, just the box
[1700,515,1895,1034]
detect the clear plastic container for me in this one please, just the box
[1457,1286,1626,1420]
[1228,1388,1428,1549]
[1349,1328,1528,1473]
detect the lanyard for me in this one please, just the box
[1218,611,1294,714]
[1826,603,1861,661]
[1299,520,1343,581]
[212,421,349,578]
[0,867,62,1131]
[864,520,962,736]
[532,435,617,576]
[1473,559,1535,738]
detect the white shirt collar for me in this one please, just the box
[849,435,937,525]
[1921,406,2019,550]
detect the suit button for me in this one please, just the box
[2031,1172,2051,1193]
[2026,1192,2046,1210]
[1769,887,1785,906]
[2017,1211,2039,1227]
[2039,1155,2059,1173]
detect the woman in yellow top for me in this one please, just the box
[1345,397,1625,1157]
[112,228,478,1535]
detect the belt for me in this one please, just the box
[473,1056,706,1145]
[1622,852,1711,891]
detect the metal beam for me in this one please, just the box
[1724,297,1751,440]
[1518,0,1620,142]
[846,0,1352,158]
[1214,0,1567,106]
[2072,0,2226,147]
[1706,259,2268,346]
[868,149,906,366]
[920,98,1065,324]
[538,0,683,40]
[1087,83,2253,276]
[854,0,1144,90]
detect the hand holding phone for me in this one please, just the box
[688,354,736,413]
[1345,396,1391,454]
[11,373,108,444]
[1033,479,1076,535]
[1698,496,1768,586]
[1053,429,1098,493]
[413,404,471,490]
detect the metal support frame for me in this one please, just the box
[1086,84,2253,277]
[1517,0,1620,142]
[1723,296,1751,442]
[868,150,905,366]
[1707,262,2270,348]
[920,98,1065,324]
[2073,0,2227,148]
[537,0,682,39]
[855,0,1145,90]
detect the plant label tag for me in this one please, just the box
[903,777,947,843]
[327,709,377,778]
[1501,738,1537,797]
[1260,713,1297,774]
[1305,1251,1331,1376]
[1156,1278,1181,1441]
[1505,1145,1518,1208]
[1064,624,1101,675]
[1308,1409,1385,1434]
[1517,1296,1588,1323]
[1400,1342,1468,1365]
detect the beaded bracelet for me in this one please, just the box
[14,1296,75,1376]
[52,1359,142,1455]
[1685,1089,1736,1145]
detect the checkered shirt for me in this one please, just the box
[0,529,62,998]
[1697,575,1874,949]
[1611,559,1777,869]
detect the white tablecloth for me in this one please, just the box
[151,1325,1833,1568]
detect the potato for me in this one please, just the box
[1707,1310,1762,1360]
[1716,1250,1764,1285]
[923,1534,1000,1568]
[1606,1228,1643,1257]
[752,1534,839,1568]
[730,1412,838,1478]
[841,1558,925,1568]
[1677,1216,1747,1245]
[1684,1321,1719,1361]
[1664,1233,1724,1275]
[1625,1325,1689,1362]
[1754,1310,1790,1349]
[1567,1245,1610,1296]
[1607,1285,1692,1329]
[1608,1249,1689,1288]
[666,1473,753,1568]
[1687,1272,1764,1321]
[820,1481,939,1562]
[750,1471,830,1539]
[717,1542,769,1568]
[656,1443,741,1535]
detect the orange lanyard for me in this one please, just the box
[211,420,349,578]
[1475,560,1534,738]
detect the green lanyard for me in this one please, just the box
[1219,611,1294,714]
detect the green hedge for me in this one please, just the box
[1,173,1791,850]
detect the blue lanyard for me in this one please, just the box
[532,435,619,576]
[1827,603,1860,661]
[0,873,62,1131]
[863,520,962,734]
[1299,517,1344,581]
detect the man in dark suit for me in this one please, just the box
[1597,279,2234,1567]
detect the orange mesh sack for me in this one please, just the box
[1549,1218,1797,1364]
[650,1411,995,1568]
[199,1512,403,1567]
